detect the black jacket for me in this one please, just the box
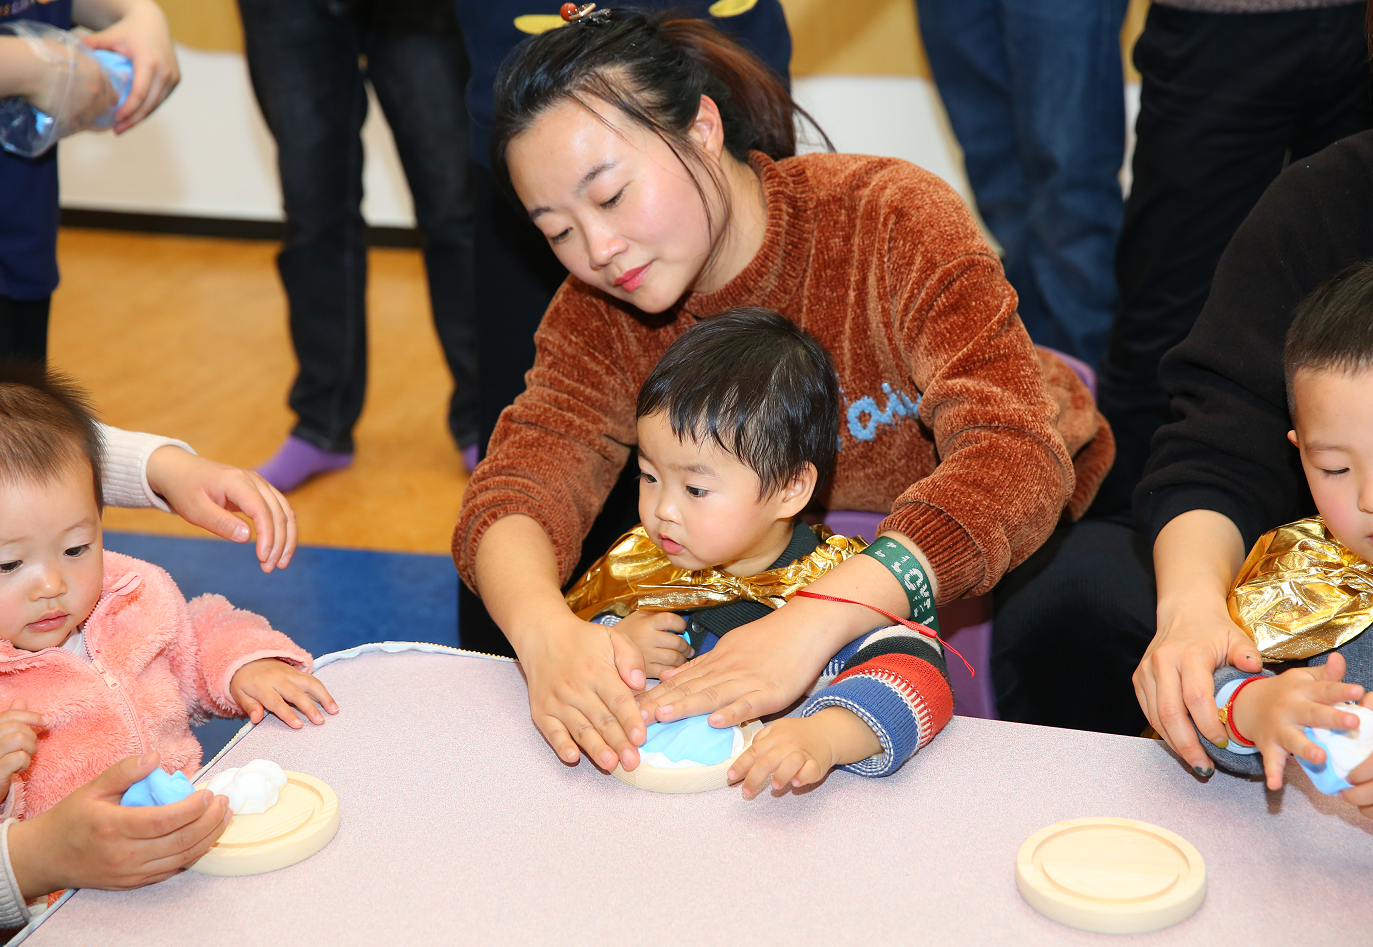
[1135,130,1373,548]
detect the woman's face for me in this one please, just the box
[506,99,720,314]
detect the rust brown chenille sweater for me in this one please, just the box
[454,152,1114,604]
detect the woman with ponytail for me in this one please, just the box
[455,9,1114,774]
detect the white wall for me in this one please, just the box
[57,45,1139,228]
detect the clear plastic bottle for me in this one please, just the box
[0,21,133,158]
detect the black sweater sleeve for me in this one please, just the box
[1135,131,1373,549]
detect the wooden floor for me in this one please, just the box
[50,228,468,554]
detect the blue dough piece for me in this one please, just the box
[90,50,133,111]
[1299,726,1354,795]
[641,714,735,765]
[121,768,196,807]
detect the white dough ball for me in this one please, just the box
[206,759,288,815]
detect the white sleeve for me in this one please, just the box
[0,819,32,929]
[97,424,196,512]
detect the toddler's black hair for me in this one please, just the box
[0,361,104,509]
[636,308,839,497]
[1285,261,1373,415]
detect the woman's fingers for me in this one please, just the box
[536,714,580,765]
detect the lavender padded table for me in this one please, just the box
[21,645,1373,945]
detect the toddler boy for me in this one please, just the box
[565,309,954,795]
[1200,262,1373,794]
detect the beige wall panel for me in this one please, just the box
[160,0,1148,80]
[161,0,243,53]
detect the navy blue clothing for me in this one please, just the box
[0,0,71,300]
[454,0,793,168]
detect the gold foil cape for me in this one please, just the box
[564,524,868,619]
[1228,516,1373,661]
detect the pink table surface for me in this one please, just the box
[23,646,1373,946]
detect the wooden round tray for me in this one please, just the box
[611,720,763,793]
[1015,817,1206,934]
[190,771,340,877]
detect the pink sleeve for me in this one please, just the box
[172,594,312,717]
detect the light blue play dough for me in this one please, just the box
[1301,727,1357,795]
[641,714,735,766]
[121,768,195,807]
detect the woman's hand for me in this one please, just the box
[230,659,338,729]
[521,615,649,772]
[473,515,650,772]
[1135,510,1259,775]
[8,753,230,898]
[1228,654,1363,790]
[1340,690,1373,818]
[78,0,178,132]
[611,610,691,680]
[145,446,297,572]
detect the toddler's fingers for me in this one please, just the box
[1317,652,1349,682]
[302,676,339,715]
[649,612,687,633]
[237,692,266,726]
[741,746,785,798]
[1260,744,1288,791]
[727,745,760,784]
[282,685,326,725]
[0,725,36,759]
[262,690,305,729]
[772,751,807,791]
[1298,695,1365,732]
[0,749,31,779]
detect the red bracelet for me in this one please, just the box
[1219,675,1265,747]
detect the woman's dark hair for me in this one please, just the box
[0,361,105,510]
[491,9,828,243]
[1284,261,1373,413]
[637,307,840,497]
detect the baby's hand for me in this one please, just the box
[230,659,338,729]
[0,698,45,798]
[728,707,882,799]
[729,716,835,798]
[1230,653,1364,790]
[611,611,691,681]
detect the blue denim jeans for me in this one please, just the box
[238,0,476,452]
[916,0,1128,367]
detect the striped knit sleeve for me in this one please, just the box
[800,626,954,777]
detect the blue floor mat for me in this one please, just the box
[103,532,458,757]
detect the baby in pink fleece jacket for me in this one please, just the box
[0,365,338,822]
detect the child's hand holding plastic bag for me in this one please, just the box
[0,21,131,157]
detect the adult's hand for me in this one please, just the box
[145,446,297,572]
[522,615,648,772]
[473,515,648,771]
[78,0,179,133]
[8,753,230,899]
[1134,510,1259,776]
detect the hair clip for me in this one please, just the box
[560,3,611,23]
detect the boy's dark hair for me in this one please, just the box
[636,308,839,497]
[1284,261,1373,415]
[0,361,104,509]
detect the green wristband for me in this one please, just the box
[859,536,939,631]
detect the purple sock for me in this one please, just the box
[462,444,479,472]
[255,436,353,492]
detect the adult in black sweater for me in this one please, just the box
[993,131,1373,766]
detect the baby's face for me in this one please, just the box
[636,412,800,576]
[0,464,103,652]
[1290,367,1373,562]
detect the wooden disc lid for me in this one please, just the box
[1015,817,1206,934]
[190,771,340,877]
